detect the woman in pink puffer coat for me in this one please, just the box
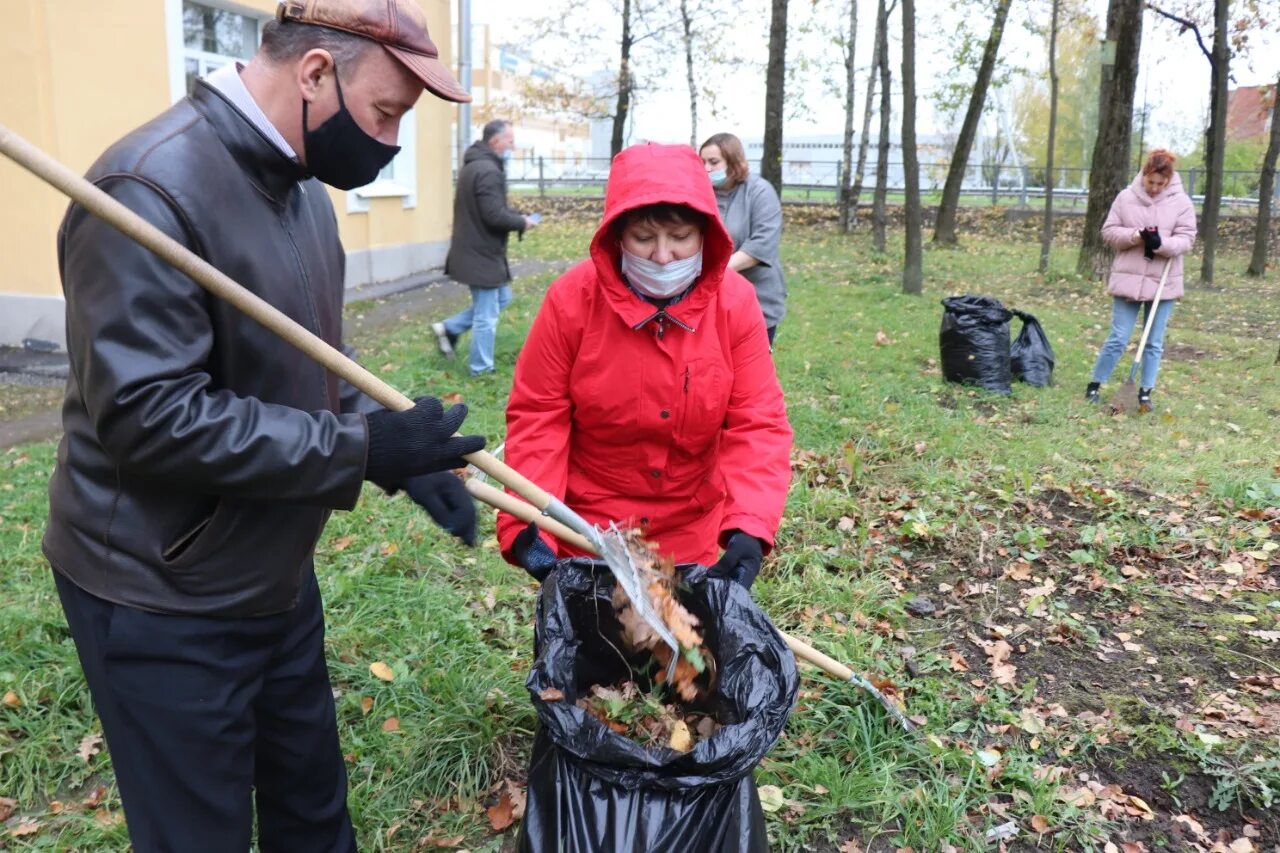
[1086,149,1197,412]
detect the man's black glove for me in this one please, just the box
[365,396,485,488]
[1141,227,1161,260]
[707,530,764,589]
[511,522,558,582]
[401,472,477,546]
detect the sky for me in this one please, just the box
[463,0,1280,155]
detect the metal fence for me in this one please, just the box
[492,155,1276,209]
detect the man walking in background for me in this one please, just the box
[434,119,537,376]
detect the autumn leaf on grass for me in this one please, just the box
[381,716,400,733]
[360,696,374,715]
[874,330,893,346]
[1030,815,1050,834]
[369,661,395,682]
[379,541,398,557]
[0,796,15,822]
[331,534,356,552]
[2,690,21,708]
[78,733,103,762]
[978,639,1017,686]
[441,392,465,404]
[10,818,41,837]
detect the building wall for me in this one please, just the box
[0,0,457,349]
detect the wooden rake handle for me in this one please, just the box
[0,122,552,518]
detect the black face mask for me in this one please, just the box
[302,65,400,190]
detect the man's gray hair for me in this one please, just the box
[482,119,512,142]
[259,20,375,69]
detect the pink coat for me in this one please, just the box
[1101,171,1198,300]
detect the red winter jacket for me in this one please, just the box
[497,143,793,567]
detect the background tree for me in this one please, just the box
[932,0,1015,246]
[838,0,859,233]
[1249,78,1280,277]
[1076,0,1143,278]
[901,0,923,294]
[612,0,634,157]
[851,0,897,218]
[872,0,894,253]
[680,0,697,146]
[762,0,789,192]
[1039,0,1061,274]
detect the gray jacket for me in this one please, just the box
[444,141,526,288]
[43,82,375,618]
[715,173,787,327]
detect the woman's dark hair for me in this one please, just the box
[259,20,375,68]
[699,132,749,189]
[1143,149,1177,178]
[614,203,708,237]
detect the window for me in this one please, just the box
[181,1,259,95]
[165,0,264,103]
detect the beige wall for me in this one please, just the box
[0,0,456,313]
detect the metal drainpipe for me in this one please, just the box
[457,0,473,166]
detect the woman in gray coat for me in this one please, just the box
[700,132,787,344]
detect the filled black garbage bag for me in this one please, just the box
[1010,309,1055,387]
[939,295,1014,395]
[518,559,799,853]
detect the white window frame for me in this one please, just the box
[165,0,266,104]
[346,107,418,213]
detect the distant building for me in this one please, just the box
[1226,84,1277,142]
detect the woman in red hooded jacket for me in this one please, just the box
[496,143,793,587]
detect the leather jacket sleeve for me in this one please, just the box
[59,176,368,508]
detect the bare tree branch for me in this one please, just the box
[1144,3,1212,62]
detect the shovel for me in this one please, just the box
[0,123,912,729]
[1108,256,1171,415]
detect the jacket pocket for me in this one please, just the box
[161,498,222,565]
[675,358,728,450]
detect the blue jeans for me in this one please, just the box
[443,284,512,376]
[1091,297,1176,389]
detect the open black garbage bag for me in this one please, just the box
[517,559,798,853]
[1010,309,1055,387]
[939,295,1014,394]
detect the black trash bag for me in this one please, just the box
[518,559,799,853]
[1010,309,1055,387]
[939,295,1014,395]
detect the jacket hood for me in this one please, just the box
[464,139,500,167]
[589,143,733,328]
[1128,169,1184,205]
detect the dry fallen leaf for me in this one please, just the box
[668,719,693,753]
[78,733,103,763]
[381,716,400,733]
[331,534,356,552]
[486,791,515,832]
[360,696,374,716]
[10,818,41,837]
[379,541,399,557]
[0,796,15,821]
[539,687,565,702]
[369,662,395,682]
[1030,814,1050,833]
[758,784,785,813]
[874,330,893,346]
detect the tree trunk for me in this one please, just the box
[680,0,697,148]
[851,0,888,217]
[611,0,633,158]
[1039,0,1061,274]
[1076,0,1143,278]
[1248,78,1280,276]
[838,0,858,233]
[761,0,788,193]
[872,0,893,253]
[901,0,922,294]
[932,0,1014,246]
[1198,0,1229,286]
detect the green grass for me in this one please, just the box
[1,221,1277,850]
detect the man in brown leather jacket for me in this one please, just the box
[43,2,479,849]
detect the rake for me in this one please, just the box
[0,122,912,730]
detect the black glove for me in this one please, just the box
[401,472,477,546]
[365,396,485,488]
[707,530,764,589]
[1141,227,1161,260]
[511,522,558,582]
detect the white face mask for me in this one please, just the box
[620,248,703,299]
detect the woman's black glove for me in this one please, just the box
[365,396,485,488]
[1141,227,1162,260]
[401,472,477,545]
[511,522,558,582]
[707,530,764,588]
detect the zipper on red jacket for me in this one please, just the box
[684,366,690,394]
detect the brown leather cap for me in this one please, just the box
[277,0,471,103]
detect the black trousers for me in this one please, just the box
[54,569,355,853]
